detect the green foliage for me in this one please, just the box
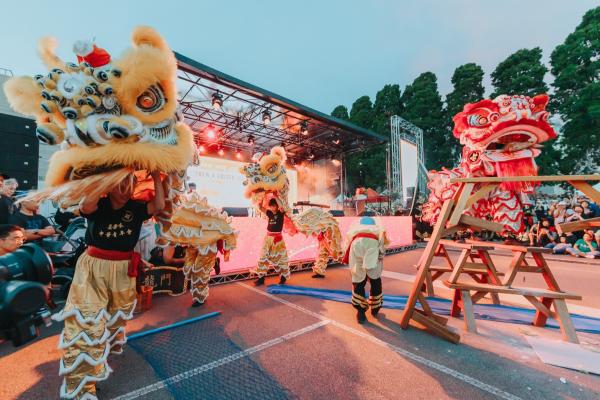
[331,105,350,120]
[371,84,403,137]
[445,63,485,162]
[491,48,548,98]
[550,6,600,174]
[400,72,448,170]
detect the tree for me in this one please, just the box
[344,95,385,190]
[491,48,548,98]
[331,105,349,120]
[401,72,449,170]
[371,84,403,137]
[445,63,485,161]
[550,6,600,174]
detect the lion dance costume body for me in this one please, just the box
[240,147,343,279]
[422,94,557,235]
[162,193,237,305]
[3,27,195,399]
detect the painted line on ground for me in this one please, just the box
[112,320,329,400]
[239,282,523,400]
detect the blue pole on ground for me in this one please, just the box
[128,311,221,341]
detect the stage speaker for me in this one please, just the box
[329,210,345,217]
[222,207,248,217]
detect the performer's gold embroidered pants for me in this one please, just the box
[54,252,136,399]
[312,242,330,276]
[184,248,216,304]
[255,235,290,278]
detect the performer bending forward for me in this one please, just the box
[54,172,165,399]
[343,216,389,324]
[254,198,290,286]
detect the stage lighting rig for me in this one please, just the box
[211,91,223,110]
[300,120,309,136]
[262,109,272,126]
[247,135,255,145]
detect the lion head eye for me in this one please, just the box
[136,84,165,113]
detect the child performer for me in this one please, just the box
[254,197,290,286]
[54,172,165,400]
[343,216,389,323]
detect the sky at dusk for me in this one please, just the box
[0,0,597,114]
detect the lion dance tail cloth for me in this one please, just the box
[3,27,195,399]
[240,147,344,277]
[163,193,237,305]
[421,94,558,235]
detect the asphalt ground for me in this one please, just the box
[1,249,599,399]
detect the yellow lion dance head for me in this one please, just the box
[2,26,194,207]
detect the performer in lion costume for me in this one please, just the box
[162,193,237,306]
[3,27,195,399]
[240,146,343,281]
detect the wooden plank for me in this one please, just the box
[569,181,600,205]
[443,281,582,299]
[414,308,448,326]
[465,184,498,209]
[425,267,435,296]
[450,174,600,183]
[400,199,455,329]
[553,299,580,344]
[448,183,475,226]
[434,239,494,251]
[524,295,555,319]
[460,290,478,333]
[458,214,504,233]
[556,217,600,234]
[477,250,502,285]
[412,310,461,344]
[533,297,554,327]
[448,249,471,284]
[532,252,561,292]
[526,247,553,254]
[465,239,528,253]
[502,252,526,286]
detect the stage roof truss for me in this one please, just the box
[176,53,386,161]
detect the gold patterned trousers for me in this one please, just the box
[255,234,290,278]
[53,252,136,399]
[312,241,330,276]
[184,248,216,304]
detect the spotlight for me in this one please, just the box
[300,120,309,136]
[198,144,206,153]
[235,149,242,159]
[332,135,341,145]
[205,124,217,140]
[262,109,272,126]
[247,135,255,145]
[218,146,224,156]
[331,158,341,167]
[308,152,315,160]
[212,91,223,110]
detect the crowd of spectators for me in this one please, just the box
[522,195,600,259]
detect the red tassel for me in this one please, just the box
[495,158,539,192]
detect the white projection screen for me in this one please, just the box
[400,140,418,200]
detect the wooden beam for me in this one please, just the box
[400,199,455,329]
[556,217,600,234]
[460,290,478,333]
[412,310,461,344]
[448,183,475,226]
[458,214,504,233]
[450,174,600,183]
[465,184,498,209]
[569,181,600,205]
[553,299,580,344]
[524,295,555,319]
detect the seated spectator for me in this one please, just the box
[581,200,597,219]
[571,232,600,259]
[0,224,25,256]
[0,177,16,224]
[54,207,77,232]
[567,204,585,222]
[8,199,55,243]
[552,201,570,226]
[549,234,576,255]
[528,218,557,247]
